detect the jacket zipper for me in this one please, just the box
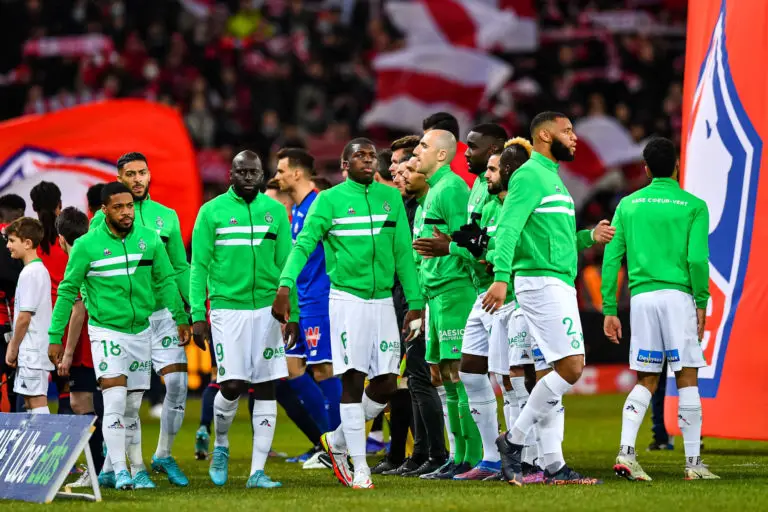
[247,201,257,308]
[139,201,145,226]
[122,239,137,330]
[365,186,376,299]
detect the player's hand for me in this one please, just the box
[283,322,299,349]
[5,344,18,368]
[696,307,706,341]
[451,221,488,258]
[603,315,622,344]
[192,321,209,350]
[403,309,424,342]
[482,260,495,276]
[272,286,291,323]
[482,281,507,313]
[177,324,192,346]
[592,219,616,244]
[413,227,451,258]
[48,343,64,367]
[58,352,73,378]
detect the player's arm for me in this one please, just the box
[687,202,710,309]
[190,207,213,323]
[166,211,191,306]
[151,232,187,326]
[273,208,299,323]
[576,229,596,251]
[493,171,539,284]
[393,198,425,311]
[64,299,86,357]
[600,204,626,317]
[49,242,89,344]
[279,193,332,291]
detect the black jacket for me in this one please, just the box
[393,196,420,331]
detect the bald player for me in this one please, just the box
[412,130,482,479]
[191,150,299,489]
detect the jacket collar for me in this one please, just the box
[426,164,452,187]
[530,151,559,173]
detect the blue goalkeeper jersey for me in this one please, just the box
[291,189,330,315]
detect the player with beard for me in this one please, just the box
[273,138,423,489]
[192,151,299,488]
[91,152,192,487]
[273,147,342,469]
[49,182,190,491]
[483,112,614,486]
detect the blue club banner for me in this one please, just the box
[0,413,95,503]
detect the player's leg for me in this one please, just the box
[245,307,288,488]
[15,367,50,413]
[456,292,501,480]
[661,291,716,480]
[306,313,342,431]
[147,312,189,485]
[53,374,73,414]
[197,336,218,460]
[497,282,596,486]
[208,309,249,486]
[286,339,330,433]
[69,366,105,486]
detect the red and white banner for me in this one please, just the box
[23,35,114,59]
[385,0,537,52]
[361,46,512,135]
[561,115,644,206]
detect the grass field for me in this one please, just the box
[15,394,768,511]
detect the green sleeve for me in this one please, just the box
[89,210,105,228]
[577,229,596,252]
[152,233,187,325]
[688,202,711,309]
[600,205,626,316]
[448,242,475,261]
[493,171,540,283]
[437,182,470,234]
[279,193,332,290]
[49,242,89,344]
[273,207,299,323]
[393,198,425,310]
[166,211,190,306]
[190,207,213,323]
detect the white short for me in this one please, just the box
[89,325,152,390]
[515,277,585,365]
[14,367,50,397]
[210,307,288,384]
[149,309,187,373]
[488,302,516,375]
[329,290,401,378]
[507,308,551,372]
[629,289,707,373]
[461,292,493,358]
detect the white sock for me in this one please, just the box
[508,376,527,432]
[156,372,187,459]
[678,386,702,465]
[511,376,536,465]
[368,431,384,443]
[362,392,387,421]
[124,391,145,475]
[213,392,239,448]
[540,404,565,473]
[330,422,347,452]
[508,371,572,445]
[619,385,652,457]
[534,425,545,470]
[31,406,50,414]
[251,400,277,475]
[102,386,128,474]
[340,403,366,470]
[436,386,455,458]
[460,371,500,462]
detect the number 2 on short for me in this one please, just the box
[562,317,576,336]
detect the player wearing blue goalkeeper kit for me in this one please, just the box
[273,148,342,468]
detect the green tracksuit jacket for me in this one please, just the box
[447,172,494,293]
[414,165,473,298]
[279,178,424,310]
[494,151,595,287]
[190,188,298,322]
[49,221,186,343]
[601,177,710,315]
[91,194,190,309]
[481,197,515,304]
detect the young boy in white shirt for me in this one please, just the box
[5,217,54,413]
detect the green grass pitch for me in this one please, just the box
[15,394,768,511]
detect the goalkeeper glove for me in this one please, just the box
[451,220,488,258]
